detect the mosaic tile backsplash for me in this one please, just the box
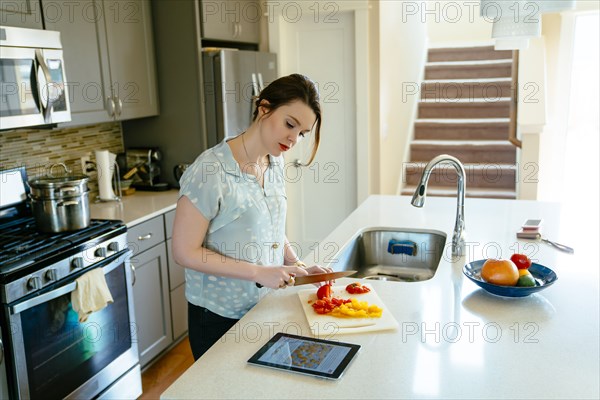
[0,122,124,195]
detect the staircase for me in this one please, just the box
[401,45,518,199]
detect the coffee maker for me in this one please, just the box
[124,148,169,191]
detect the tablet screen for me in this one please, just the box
[247,333,360,380]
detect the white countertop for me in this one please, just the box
[161,195,599,399]
[90,189,179,226]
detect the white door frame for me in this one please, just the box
[267,1,370,205]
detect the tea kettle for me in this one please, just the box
[173,163,189,182]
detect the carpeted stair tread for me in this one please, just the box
[428,46,513,62]
[422,77,512,83]
[426,59,513,67]
[410,141,516,164]
[418,100,511,119]
[425,62,513,80]
[415,118,510,123]
[421,80,513,100]
[414,119,510,140]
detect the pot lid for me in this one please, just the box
[28,174,89,187]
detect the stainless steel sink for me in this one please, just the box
[330,228,447,282]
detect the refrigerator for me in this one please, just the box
[202,49,278,148]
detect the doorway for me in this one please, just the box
[273,9,362,260]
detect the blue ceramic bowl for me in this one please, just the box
[463,259,558,297]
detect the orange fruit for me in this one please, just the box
[481,259,519,286]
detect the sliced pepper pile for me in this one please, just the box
[310,283,382,318]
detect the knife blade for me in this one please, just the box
[293,270,357,286]
[255,270,357,288]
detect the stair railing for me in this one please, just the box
[509,50,522,148]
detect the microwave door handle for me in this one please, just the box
[35,49,53,123]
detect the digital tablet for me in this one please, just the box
[247,332,360,380]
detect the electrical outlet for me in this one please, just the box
[80,155,91,174]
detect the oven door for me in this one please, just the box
[5,250,139,400]
[0,46,70,130]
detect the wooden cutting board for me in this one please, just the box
[297,283,399,337]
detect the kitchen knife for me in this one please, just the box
[255,270,358,288]
[293,270,357,285]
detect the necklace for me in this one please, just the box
[240,132,269,186]
[241,131,251,161]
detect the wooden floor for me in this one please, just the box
[139,336,195,399]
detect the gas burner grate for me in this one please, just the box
[0,218,124,274]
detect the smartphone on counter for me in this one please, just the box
[522,219,543,231]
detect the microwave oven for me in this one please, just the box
[0,26,71,130]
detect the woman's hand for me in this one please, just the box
[255,265,308,289]
[304,264,332,275]
[304,264,334,287]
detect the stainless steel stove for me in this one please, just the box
[0,167,141,399]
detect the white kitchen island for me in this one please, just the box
[161,195,599,399]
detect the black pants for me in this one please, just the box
[188,302,238,360]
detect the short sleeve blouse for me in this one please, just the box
[178,139,287,319]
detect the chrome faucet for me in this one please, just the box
[411,155,466,256]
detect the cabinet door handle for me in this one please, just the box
[130,263,136,286]
[138,233,153,241]
[107,97,115,117]
[116,97,123,116]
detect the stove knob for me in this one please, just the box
[107,242,119,252]
[27,276,41,291]
[72,257,84,269]
[94,248,107,258]
[45,269,58,283]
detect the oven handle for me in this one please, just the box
[10,250,132,315]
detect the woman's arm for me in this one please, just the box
[172,195,307,289]
[283,236,302,266]
[283,236,331,275]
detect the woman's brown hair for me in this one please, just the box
[252,74,321,165]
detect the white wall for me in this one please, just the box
[536,4,599,201]
[426,0,493,45]
[378,1,428,194]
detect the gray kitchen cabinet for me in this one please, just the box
[164,209,188,340]
[200,0,260,44]
[43,0,158,126]
[129,217,172,368]
[43,0,112,126]
[0,0,43,29]
[100,0,159,121]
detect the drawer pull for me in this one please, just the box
[138,233,153,241]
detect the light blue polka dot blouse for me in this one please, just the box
[179,139,287,319]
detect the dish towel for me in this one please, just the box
[71,268,114,322]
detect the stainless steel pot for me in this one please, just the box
[28,164,90,232]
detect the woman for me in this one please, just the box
[172,74,329,360]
